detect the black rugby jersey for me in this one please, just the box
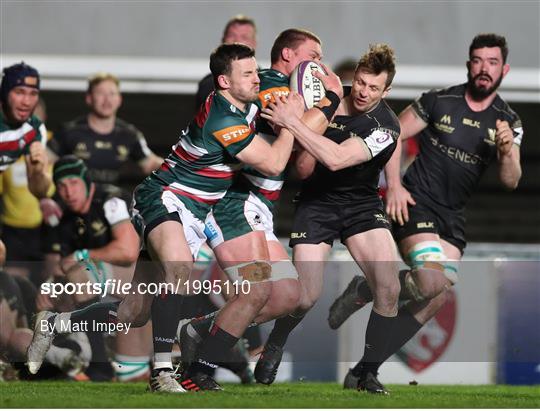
[404,84,523,210]
[300,99,400,203]
[50,117,152,185]
[43,185,130,257]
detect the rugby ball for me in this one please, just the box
[289,61,327,109]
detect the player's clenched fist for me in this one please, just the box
[495,119,513,156]
[27,141,48,171]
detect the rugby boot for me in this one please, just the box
[178,321,203,370]
[254,342,283,385]
[27,311,56,374]
[357,371,389,395]
[180,372,223,391]
[149,368,187,393]
[328,276,371,329]
[343,368,360,389]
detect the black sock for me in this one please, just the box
[189,325,238,376]
[67,299,117,381]
[151,293,184,369]
[351,310,396,377]
[382,306,423,362]
[266,314,304,348]
[190,311,218,340]
[53,300,119,330]
[179,294,214,320]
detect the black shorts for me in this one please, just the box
[391,194,466,254]
[289,198,391,248]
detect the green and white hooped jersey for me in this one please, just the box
[227,68,290,209]
[0,112,46,172]
[150,91,258,207]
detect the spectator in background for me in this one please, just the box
[1,98,54,284]
[194,15,257,108]
[48,73,162,196]
[31,155,143,382]
[333,58,357,86]
[0,62,51,199]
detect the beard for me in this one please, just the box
[466,71,503,101]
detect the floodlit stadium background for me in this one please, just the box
[2,0,539,386]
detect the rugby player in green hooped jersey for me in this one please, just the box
[27,43,305,394]
[178,28,345,391]
[0,62,51,199]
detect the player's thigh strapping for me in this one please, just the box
[205,193,296,282]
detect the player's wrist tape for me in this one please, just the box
[315,90,340,121]
[74,249,90,262]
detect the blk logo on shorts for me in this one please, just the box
[290,232,307,239]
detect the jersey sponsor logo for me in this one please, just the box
[440,114,452,124]
[434,122,455,134]
[95,140,112,150]
[429,137,485,165]
[417,221,435,229]
[258,86,289,108]
[290,232,307,239]
[213,125,252,147]
[396,289,457,372]
[462,118,481,128]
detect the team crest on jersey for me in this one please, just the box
[484,128,496,145]
[396,289,457,372]
[117,145,129,160]
[91,220,107,236]
[440,114,452,124]
[213,125,251,147]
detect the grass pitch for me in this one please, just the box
[1,381,539,408]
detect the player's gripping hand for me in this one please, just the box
[261,91,305,129]
[495,119,513,156]
[385,183,416,226]
[312,63,344,99]
[26,141,48,173]
[40,198,63,227]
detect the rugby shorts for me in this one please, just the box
[391,193,466,254]
[131,177,208,259]
[289,197,391,248]
[205,192,278,249]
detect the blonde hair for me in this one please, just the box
[87,72,120,94]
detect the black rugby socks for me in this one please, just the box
[151,293,184,369]
[352,310,396,378]
[266,314,305,348]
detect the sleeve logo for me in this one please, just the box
[213,125,251,147]
[258,87,290,108]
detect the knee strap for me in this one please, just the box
[406,241,446,272]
